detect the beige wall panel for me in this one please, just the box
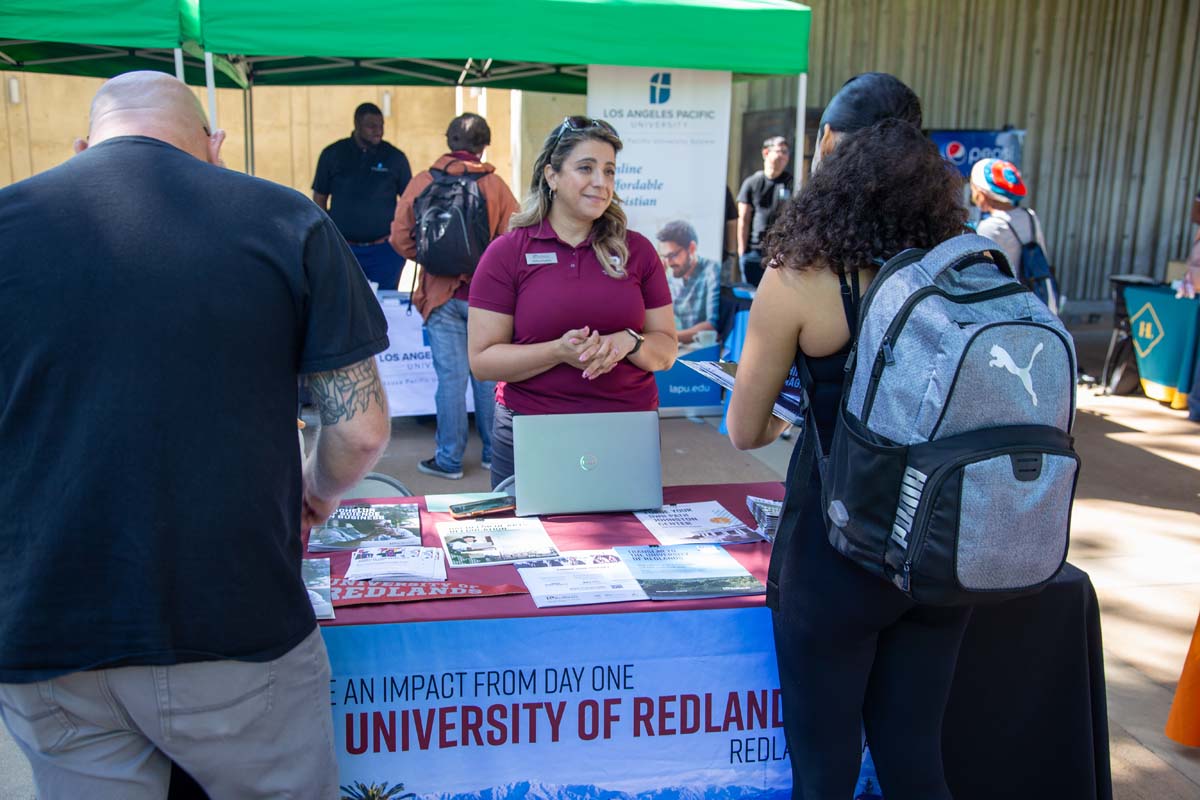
[0,74,18,186]
[515,91,587,204]
[3,74,39,183]
[251,86,300,191]
[24,73,95,175]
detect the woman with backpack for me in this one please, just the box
[727,116,974,796]
[467,117,678,488]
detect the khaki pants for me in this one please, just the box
[0,627,337,800]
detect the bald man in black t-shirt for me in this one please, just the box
[0,72,392,799]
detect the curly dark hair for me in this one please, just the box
[764,119,966,275]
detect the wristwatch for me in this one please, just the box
[624,327,645,355]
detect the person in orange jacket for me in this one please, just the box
[390,113,519,479]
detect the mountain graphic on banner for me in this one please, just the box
[419,781,789,800]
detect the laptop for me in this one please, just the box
[512,411,664,516]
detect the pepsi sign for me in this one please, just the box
[928,129,1025,176]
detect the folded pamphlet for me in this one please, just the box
[302,558,335,619]
[681,360,807,426]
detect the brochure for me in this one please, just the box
[301,558,335,620]
[423,492,508,513]
[681,360,807,426]
[746,495,783,542]
[514,549,649,608]
[308,502,422,552]
[636,501,766,546]
[437,518,560,568]
[343,546,447,582]
[614,544,766,601]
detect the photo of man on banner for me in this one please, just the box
[657,220,721,348]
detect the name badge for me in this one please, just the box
[525,252,558,265]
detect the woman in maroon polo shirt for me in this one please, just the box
[468,117,678,487]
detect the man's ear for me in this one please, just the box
[687,241,698,258]
[207,128,227,168]
[73,137,88,154]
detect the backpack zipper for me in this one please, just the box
[898,441,1078,593]
[860,283,1028,423]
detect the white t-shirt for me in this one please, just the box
[976,208,1048,281]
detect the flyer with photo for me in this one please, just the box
[437,518,559,568]
[636,501,766,546]
[301,557,335,620]
[308,502,422,552]
[514,549,649,608]
[614,544,766,601]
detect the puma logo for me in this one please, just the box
[989,343,1044,406]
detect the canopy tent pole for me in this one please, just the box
[243,83,255,175]
[173,47,184,81]
[204,51,218,129]
[794,72,807,191]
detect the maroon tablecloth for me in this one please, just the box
[315,480,784,626]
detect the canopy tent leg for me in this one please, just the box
[204,51,218,130]
[173,48,184,82]
[243,84,255,175]
[794,72,807,191]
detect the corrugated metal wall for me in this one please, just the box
[735,0,1200,301]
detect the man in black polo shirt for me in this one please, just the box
[0,72,392,799]
[313,102,412,289]
[736,135,793,286]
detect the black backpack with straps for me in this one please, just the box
[412,160,491,277]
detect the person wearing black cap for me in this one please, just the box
[730,75,974,800]
[811,72,922,174]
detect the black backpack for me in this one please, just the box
[412,161,491,276]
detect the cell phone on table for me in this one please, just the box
[449,495,516,519]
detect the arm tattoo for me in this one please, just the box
[308,358,385,426]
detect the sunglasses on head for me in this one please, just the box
[550,115,618,148]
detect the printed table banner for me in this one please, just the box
[588,66,732,415]
[374,292,475,418]
[322,607,791,798]
[1123,285,1200,409]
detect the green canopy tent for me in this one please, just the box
[194,0,811,174]
[0,0,246,87]
[196,0,810,91]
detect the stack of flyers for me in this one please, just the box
[343,546,447,582]
[301,558,335,619]
[308,502,421,552]
[635,501,766,546]
[746,496,783,542]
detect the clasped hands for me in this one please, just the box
[557,326,635,380]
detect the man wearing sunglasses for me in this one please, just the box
[656,220,721,345]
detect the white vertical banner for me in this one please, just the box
[587,66,732,412]
[586,66,732,274]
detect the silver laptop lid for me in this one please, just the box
[512,411,663,516]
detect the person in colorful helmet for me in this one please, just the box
[970,158,1049,284]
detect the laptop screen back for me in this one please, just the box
[512,411,664,516]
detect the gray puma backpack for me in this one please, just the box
[819,234,1079,605]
